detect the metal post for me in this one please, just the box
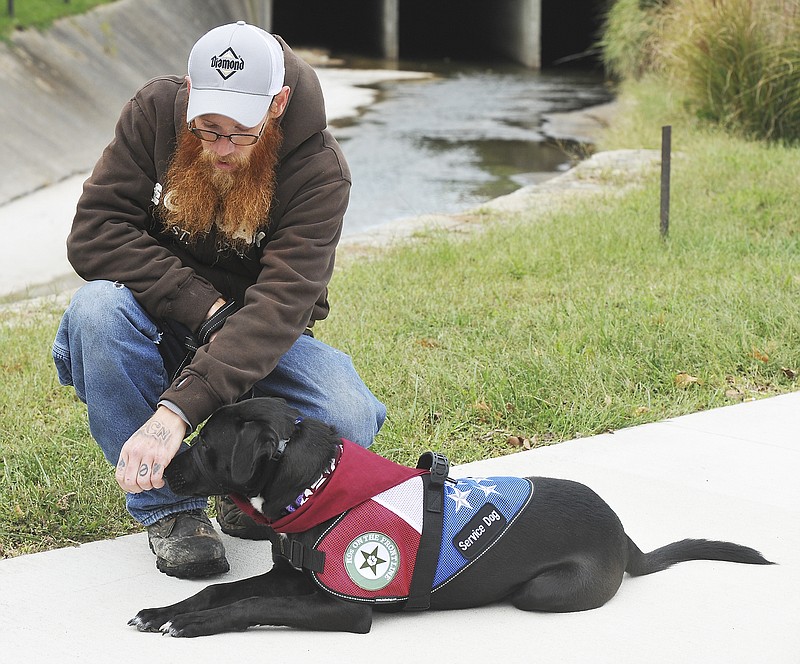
[660,125,671,238]
[7,0,13,18]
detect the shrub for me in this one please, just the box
[659,0,800,143]
[599,0,667,80]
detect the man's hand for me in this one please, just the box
[206,297,226,320]
[115,407,187,493]
[205,297,227,343]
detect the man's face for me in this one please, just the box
[159,106,284,250]
[191,113,266,173]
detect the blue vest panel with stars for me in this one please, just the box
[432,476,534,590]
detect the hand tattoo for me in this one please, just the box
[138,420,171,443]
[138,463,149,477]
[153,463,162,476]
[117,459,126,469]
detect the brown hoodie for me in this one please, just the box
[66,37,350,428]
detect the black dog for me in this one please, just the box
[129,397,772,637]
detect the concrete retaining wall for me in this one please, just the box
[0,0,254,205]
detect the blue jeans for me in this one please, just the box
[52,280,386,526]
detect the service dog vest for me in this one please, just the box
[311,474,534,604]
[230,441,533,605]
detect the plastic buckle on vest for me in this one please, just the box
[416,451,449,515]
[288,539,305,568]
[283,538,326,573]
[416,451,449,487]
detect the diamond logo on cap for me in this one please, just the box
[210,47,245,80]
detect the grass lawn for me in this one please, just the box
[0,0,114,40]
[2,76,798,557]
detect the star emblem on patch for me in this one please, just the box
[359,545,387,576]
[447,486,473,512]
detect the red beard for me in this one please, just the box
[159,121,283,252]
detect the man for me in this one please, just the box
[52,21,386,579]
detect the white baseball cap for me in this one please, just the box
[187,21,285,128]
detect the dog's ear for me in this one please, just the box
[229,419,280,494]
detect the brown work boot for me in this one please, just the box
[146,509,229,578]
[215,495,271,540]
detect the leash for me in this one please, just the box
[171,299,239,380]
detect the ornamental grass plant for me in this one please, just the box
[601,0,800,143]
[659,0,800,143]
[598,0,665,80]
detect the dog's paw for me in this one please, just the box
[157,614,216,638]
[158,608,250,637]
[128,608,173,633]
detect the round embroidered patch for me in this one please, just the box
[343,532,400,591]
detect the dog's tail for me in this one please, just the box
[625,536,774,576]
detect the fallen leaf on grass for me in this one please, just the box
[472,401,496,423]
[751,347,769,363]
[781,367,798,380]
[725,389,745,401]
[675,372,701,388]
[57,492,77,511]
[507,435,533,450]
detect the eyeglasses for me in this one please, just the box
[188,121,266,146]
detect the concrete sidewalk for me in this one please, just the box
[2,392,797,663]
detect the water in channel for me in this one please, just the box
[330,59,613,236]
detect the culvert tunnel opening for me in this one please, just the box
[271,0,604,68]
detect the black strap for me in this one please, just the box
[276,536,326,574]
[196,299,238,345]
[404,451,450,611]
[169,299,239,381]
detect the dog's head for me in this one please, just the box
[164,397,340,518]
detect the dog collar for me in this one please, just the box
[228,444,340,527]
[271,416,304,462]
[274,444,342,519]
